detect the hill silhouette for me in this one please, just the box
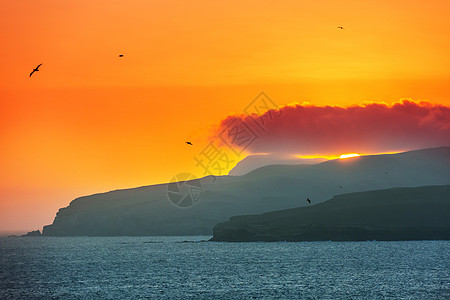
[211,185,450,241]
[228,154,326,176]
[42,147,450,236]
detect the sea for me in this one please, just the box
[0,237,449,299]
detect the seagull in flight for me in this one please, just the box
[185,141,193,146]
[306,198,311,204]
[337,26,345,30]
[29,64,42,77]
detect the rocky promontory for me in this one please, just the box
[22,230,42,237]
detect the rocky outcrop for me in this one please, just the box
[22,230,42,237]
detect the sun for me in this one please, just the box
[339,153,360,159]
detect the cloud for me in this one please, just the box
[214,100,450,155]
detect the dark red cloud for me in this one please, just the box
[214,100,450,155]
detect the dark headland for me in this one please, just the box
[210,185,450,242]
[41,147,450,237]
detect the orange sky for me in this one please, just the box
[1,0,450,233]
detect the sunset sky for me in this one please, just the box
[1,0,450,234]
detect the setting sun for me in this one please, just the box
[339,153,360,159]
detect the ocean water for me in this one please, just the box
[0,237,449,299]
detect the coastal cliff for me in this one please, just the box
[42,147,450,236]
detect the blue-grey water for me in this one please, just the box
[0,237,449,299]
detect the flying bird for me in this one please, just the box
[29,64,42,77]
[337,26,345,30]
[338,185,344,189]
[307,198,311,204]
[119,54,124,57]
[185,141,193,146]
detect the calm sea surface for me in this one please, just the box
[0,237,449,299]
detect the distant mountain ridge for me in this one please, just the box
[42,146,450,236]
[211,185,450,242]
[228,154,327,176]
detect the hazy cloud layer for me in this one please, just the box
[215,100,450,155]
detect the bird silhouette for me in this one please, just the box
[29,64,42,77]
[307,198,311,204]
[185,141,193,146]
[119,54,124,57]
[338,185,344,189]
[337,26,345,30]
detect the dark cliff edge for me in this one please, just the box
[42,147,450,236]
[210,185,450,242]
